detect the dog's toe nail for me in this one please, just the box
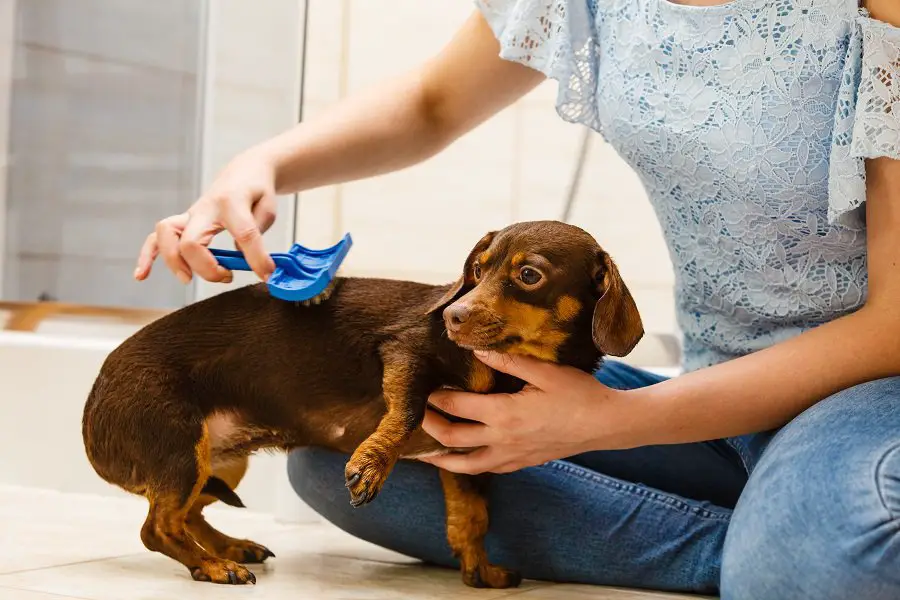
[263,548,276,559]
[227,570,238,585]
[249,572,257,585]
[350,490,368,507]
[345,472,361,487]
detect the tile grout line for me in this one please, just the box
[0,552,151,577]
[0,584,92,600]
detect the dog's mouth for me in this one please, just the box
[447,325,522,352]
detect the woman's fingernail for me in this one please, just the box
[133,268,141,279]
[473,350,490,358]
[177,272,191,284]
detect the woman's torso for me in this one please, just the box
[586,0,866,369]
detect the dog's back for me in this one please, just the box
[82,277,444,496]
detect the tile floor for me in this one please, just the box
[0,485,707,600]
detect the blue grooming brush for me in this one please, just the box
[209,233,353,304]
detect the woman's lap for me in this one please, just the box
[287,362,900,597]
[721,376,900,599]
[288,446,730,593]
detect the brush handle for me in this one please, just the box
[209,248,252,272]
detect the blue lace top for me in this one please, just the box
[476,0,900,371]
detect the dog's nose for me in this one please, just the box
[444,304,471,331]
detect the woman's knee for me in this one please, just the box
[721,378,900,599]
[287,447,355,527]
[287,447,454,566]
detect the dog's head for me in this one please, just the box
[427,221,643,363]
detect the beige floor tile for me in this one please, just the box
[0,551,541,600]
[0,588,90,600]
[514,583,715,599]
[0,486,707,600]
[0,485,299,574]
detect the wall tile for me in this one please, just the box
[16,0,200,73]
[303,0,346,106]
[346,0,471,92]
[4,39,198,306]
[213,0,304,92]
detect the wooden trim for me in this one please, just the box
[0,301,169,332]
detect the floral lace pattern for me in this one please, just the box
[477,0,900,371]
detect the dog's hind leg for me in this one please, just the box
[439,470,521,589]
[185,456,275,564]
[139,425,256,585]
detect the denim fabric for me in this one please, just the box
[287,362,900,597]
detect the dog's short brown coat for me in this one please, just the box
[82,220,643,587]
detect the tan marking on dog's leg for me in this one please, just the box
[467,358,495,393]
[140,427,256,585]
[186,456,275,564]
[439,470,521,589]
[345,359,425,506]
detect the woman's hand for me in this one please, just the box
[134,151,278,284]
[421,351,632,474]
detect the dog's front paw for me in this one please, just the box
[462,563,522,589]
[344,445,395,507]
[190,559,256,585]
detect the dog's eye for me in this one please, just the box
[519,267,542,286]
[473,263,482,280]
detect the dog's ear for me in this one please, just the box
[425,231,497,315]
[591,251,644,356]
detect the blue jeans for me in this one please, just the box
[287,362,900,598]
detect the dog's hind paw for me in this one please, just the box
[462,563,522,589]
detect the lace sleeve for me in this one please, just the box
[475,0,602,132]
[828,12,900,227]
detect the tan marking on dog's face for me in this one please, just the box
[510,252,526,267]
[555,295,582,322]
[496,299,568,361]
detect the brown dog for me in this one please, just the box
[81,220,643,587]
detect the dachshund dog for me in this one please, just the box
[81,220,644,587]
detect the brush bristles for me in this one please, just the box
[297,278,338,307]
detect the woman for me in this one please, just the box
[135,1,900,597]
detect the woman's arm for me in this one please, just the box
[624,153,900,442]
[261,11,544,195]
[136,11,544,282]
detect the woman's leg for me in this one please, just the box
[288,362,744,593]
[722,377,900,600]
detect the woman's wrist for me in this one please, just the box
[582,383,665,453]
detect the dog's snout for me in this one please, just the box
[444,304,471,331]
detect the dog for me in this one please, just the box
[81,220,644,587]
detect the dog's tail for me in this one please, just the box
[201,476,245,508]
